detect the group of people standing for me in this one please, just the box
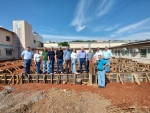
[21,45,112,88]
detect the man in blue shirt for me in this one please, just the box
[48,46,55,74]
[78,47,88,73]
[63,45,72,74]
[21,46,34,74]
[95,54,109,88]
[102,46,112,72]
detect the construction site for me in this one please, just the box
[0,57,150,113]
[0,19,150,113]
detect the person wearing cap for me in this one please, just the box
[94,54,109,88]
[21,46,34,74]
[63,45,72,74]
[78,46,88,73]
[48,46,55,74]
[102,46,112,72]
[94,47,102,61]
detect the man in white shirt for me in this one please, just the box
[94,47,102,61]
[34,50,42,74]
[102,46,112,72]
[21,46,34,74]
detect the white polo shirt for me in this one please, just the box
[94,51,102,60]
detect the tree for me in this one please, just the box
[59,42,69,46]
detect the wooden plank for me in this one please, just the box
[43,74,45,83]
[4,74,6,84]
[145,73,150,82]
[118,74,124,85]
[74,74,76,84]
[8,74,14,85]
[132,73,140,85]
[89,73,92,85]
[36,74,38,83]
[28,74,30,83]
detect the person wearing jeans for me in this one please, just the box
[34,50,42,74]
[71,49,78,74]
[56,47,64,73]
[95,54,109,88]
[48,46,55,74]
[63,45,72,74]
[78,47,88,73]
[42,47,49,74]
[21,46,34,74]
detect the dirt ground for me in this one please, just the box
[0,82,150,113]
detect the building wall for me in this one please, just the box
[44,43,59,48]
[0,29,15,60]
[70,42,125,48]
[13,20,43,58]
[112,47,150,64]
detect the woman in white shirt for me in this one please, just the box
[34,50,42,74]
[71,49,78,74]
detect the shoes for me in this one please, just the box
[75,72,79,74]
[61,72,64,74]
[98,86,105,88]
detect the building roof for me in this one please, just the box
[111,40,150,48]
[0,27,14,33]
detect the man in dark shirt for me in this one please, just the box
[55,46,64,73]
[48,46,55,74]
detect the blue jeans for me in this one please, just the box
[80,58,88,73]
[43,61,49,73]
[104,59,110,72]
[56,59,63,73]
[72,58,77,73]
[48,60,54,73]
[36,62,41,74]
[24,59,31,74]
[98,70,106,87]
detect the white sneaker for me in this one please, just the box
[75,72,79,74]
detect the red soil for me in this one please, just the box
[1,82,149,110]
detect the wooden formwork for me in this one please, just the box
[105,72,150,85]
[0,73,90,85]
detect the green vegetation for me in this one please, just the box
[58,42,69,46]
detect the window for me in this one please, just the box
[34,40,36,43]
[118,50,120,56]
[6,36,10,41]
[115,50,117,56]
[125,50,129,56]
[140,49,147,58]
[6,50,12,56]
[148,49,150,53]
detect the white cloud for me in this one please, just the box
[71,0,115,32]
[92,24,120,32]
[41,34,109,42]
[41,31,150,42]
[97,0,114,17]
[71,0,92,32]
[116,18,150,34]
[118,32,150,40]
[104,24,120,31]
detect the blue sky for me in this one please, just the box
[0,0,150,42]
